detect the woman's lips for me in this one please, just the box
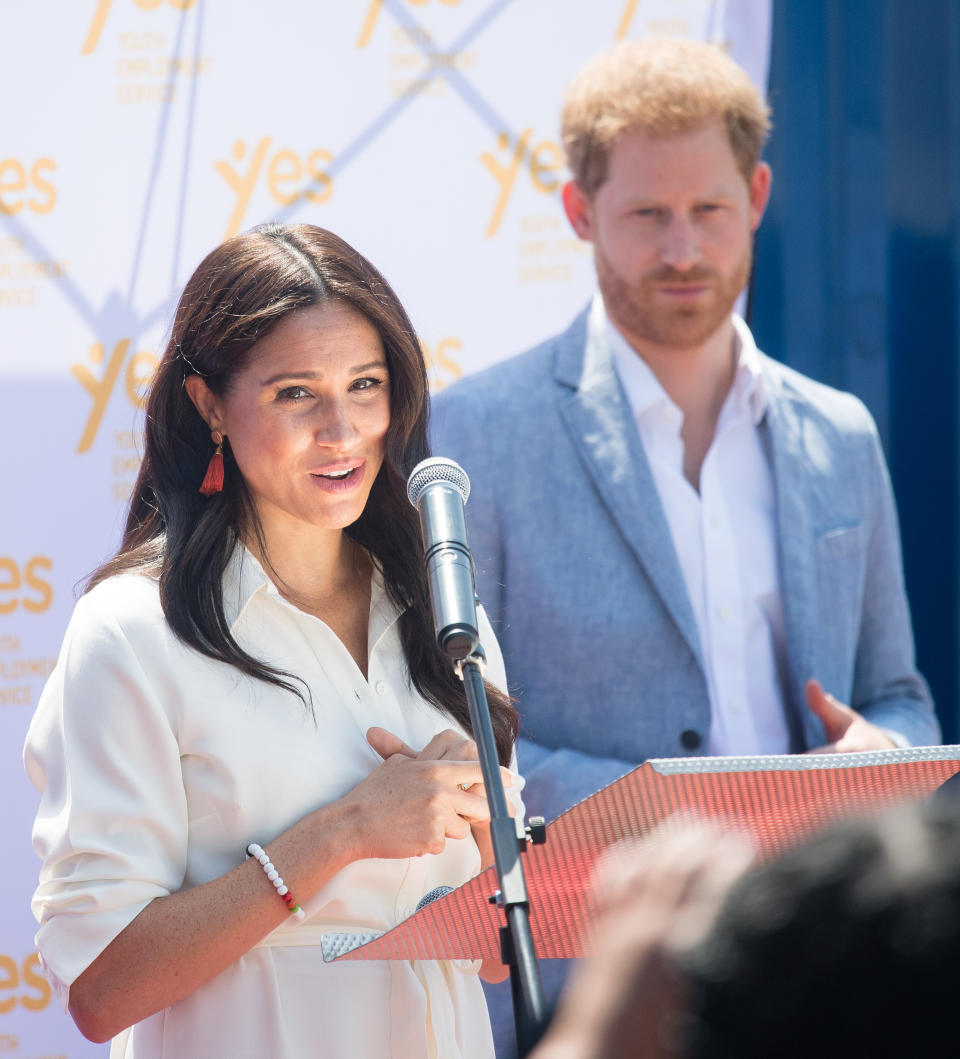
[309,460,365,493]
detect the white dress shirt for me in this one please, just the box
[25,545,522,1059]
[606,303,792,756]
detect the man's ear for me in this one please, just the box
[562,180,594,241]
[184,374,223,433]
[748,162,772,232]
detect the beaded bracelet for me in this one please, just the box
[246,842,305,921]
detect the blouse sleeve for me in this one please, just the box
[22,581,188,1005]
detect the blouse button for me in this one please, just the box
[375,681,386,696]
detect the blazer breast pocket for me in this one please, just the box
[816,523,864,560]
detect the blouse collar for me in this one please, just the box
[221,541,398,648]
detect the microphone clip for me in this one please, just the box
[453,644,487,682]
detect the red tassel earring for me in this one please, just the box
[199,430,225,496]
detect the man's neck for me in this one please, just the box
[614,312,738,490]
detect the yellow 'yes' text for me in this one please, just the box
[481,130,563,238]
[421,338,463,391]
[0,954,51,1013]
[357,0,461,49]
[83,0,198,55]
[215,138,334,240]
[0,558,53,616]
[72,339,158,453]
[0,159,56,216]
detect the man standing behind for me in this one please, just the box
[432,37,939,829]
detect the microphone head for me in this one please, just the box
[414,885,455,911]
[406,457,471,508]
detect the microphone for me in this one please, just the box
[406,457,480,660]
[415,885,454,911]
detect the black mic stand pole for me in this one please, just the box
[409,457,547,1053]
[452,643,548,1057]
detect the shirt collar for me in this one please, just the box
[731,313,768,425]
[221,541,395,638]
[601,297,768,427]
[222,541,273,630]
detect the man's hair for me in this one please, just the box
[561,37,771,195]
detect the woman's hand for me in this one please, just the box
[347,727,513,862]
[366,727,514,984]
[66,728,511,1042]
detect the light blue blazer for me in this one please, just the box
[431,305,940,824]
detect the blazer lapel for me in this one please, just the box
[554,300,704,669]
[761,364,820,749]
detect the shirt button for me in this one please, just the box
[375,681,386,695]
[680,729,702,751]
[728,699,743,713]
[717,604,733,622]
[708,515,721,529]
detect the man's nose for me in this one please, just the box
[660,216,701,272]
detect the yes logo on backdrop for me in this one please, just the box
[421,337,463,391]
[614,0,702,41]
[83,0,198,55]
[72,339,158,453]
[215,139,335,240]
[480,131,564,237]
[81,0,212,104]
[357,0,461,49]
[0,159,56,216]
[0,558,53,616]
[0,953,51,1014]
[0,562,58,708]
[616,0,643,39]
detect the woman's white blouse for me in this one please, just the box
[24,547,523,1059]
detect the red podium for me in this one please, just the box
[332,746,960,963]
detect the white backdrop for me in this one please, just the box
[0,2,770,1053]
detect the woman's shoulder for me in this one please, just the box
[68,570,171,651]
[77,568,162,618]
[33,571,184,743]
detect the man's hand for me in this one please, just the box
[804,679,897,754]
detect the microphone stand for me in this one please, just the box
[408,456,547,1053]
[453,642,548,1057]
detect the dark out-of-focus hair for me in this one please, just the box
[88,223,517,764]
[680,796,960,1057]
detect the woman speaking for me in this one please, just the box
[24,223,521,1058]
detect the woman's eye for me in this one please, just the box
[351,376,386,392]
[277,385,311,402]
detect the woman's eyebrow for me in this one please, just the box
[260,360,388,385]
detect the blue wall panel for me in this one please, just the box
[752,0,960,739]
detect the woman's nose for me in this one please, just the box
[312,397,359,446]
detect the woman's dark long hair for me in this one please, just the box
[88,223,517,765]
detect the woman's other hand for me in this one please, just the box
[343,727,512,861]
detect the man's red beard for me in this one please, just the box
[595,242,752,351]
